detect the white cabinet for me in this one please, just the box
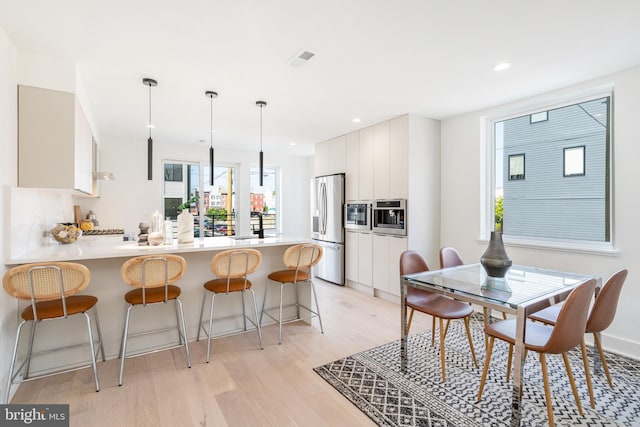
[345,131,359,201]
[314,135,346,177]
[389,115,409,200]
[358,127,374,200]
[18,85,93,194]
[346,230,373,287]
[372,234,407,296]
[373,122,390,199]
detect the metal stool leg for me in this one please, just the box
[83,312,100,392]
[174,299,183,345]
[241,291,247,331]
[278,283,285,344]
[24,321,37,379]
[310,279,324,333]
[5,320,27,404]
[294,280,300,319]
[119,305,134,386]
[259,280,269,326]
[92,306,106,362]
[197,289,207,341]
[249,288,263,349]
[206,293,216,363]
[175,298,191,368]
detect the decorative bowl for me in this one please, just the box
[50,224,82,244]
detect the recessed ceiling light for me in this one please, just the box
[289,142,296,146]
[352,118,361,123]
[493,62,511,71]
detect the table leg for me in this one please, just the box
[400,279,408,372]
[510,306,526,426]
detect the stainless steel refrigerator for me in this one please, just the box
[311,173,345,285]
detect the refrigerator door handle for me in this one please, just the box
[320,181,327,235]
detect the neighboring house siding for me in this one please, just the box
[502,97,608,241]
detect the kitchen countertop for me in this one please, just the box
[5,235,310,265]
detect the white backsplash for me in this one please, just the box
[10,187,73,258]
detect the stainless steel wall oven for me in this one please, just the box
[345,201,372,231]
[372,199,406,235]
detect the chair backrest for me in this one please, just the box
[439,246,464,269]
[3,262,90,301]
[120,254,186,288]
[400,250,429,276]
[210,249,262,278]
[282,244,323,269]
[542,279,597,354]
[586,269,628,334]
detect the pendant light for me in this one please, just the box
[256,100,267,186]
[205,91,218,185]
[143,78,157,180]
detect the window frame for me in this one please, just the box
[563,145,586,177]
[508,153,525,180]
[482,87,615,253]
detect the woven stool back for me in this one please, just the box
[3,262,90,301]
[121,254,186,288]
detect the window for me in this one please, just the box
[163,161,236,238]
[250,167,279,234]
[508,154,525,180]
[564,146,585,176]
[492,94,611,244]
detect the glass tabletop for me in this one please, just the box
[403,263,594,308]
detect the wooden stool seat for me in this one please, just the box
[21,295,98,321]
[124,285,181,305]
[204,277,253,293]
[267,269,310,283]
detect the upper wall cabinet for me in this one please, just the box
[18,85,93,194]
[345,131,359,201]
[314,135,346,177]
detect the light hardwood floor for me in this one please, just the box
[10,281,433,427]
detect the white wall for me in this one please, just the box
[75,136,313,239]
[0,24,18,402]
[441,66,640,358]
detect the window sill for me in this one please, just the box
[479,235,619,256]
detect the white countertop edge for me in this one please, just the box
[5,236,312,265]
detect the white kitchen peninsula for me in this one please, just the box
[4,235,311,376]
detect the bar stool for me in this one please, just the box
[119,254,190,385]
[3,262,105,403]
[260,243,324,344]
[197,249,263,363]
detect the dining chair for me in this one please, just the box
[478,278,597,427]
[529,269,628,408]
[3,262,104,403]
[400,250,478,382]
[119,254,190,385]
[260,243,323,344]
[196,249,263,363]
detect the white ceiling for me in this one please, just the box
[2,1,640,156]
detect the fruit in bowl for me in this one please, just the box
[50,224,82,244]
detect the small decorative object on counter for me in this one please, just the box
[148,232,164,246]
[138,222,150,246]
[151,210,163,233]
[50,224,82,244]
[480,231,512,278]
[87,210,98,227]
[163,219,173,244]
[80,220,94,232]
[177,210,194,243]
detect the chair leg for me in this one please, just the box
[506,344,513,381]
[594,332,613,388]
[24,320,37,379]
[92,306,106,362]
[175,298,191,368]
[540,353,555,427]
[310,279,324,333]
[206,293,216,363]
[562,352,584,416]
[249,288,263,349]
[294,280,300,319]
[477,335,494,401]
[580,338,595,408]
[406,308,415,334]
[482,307,489,349]
[278,283,285,345]
[431,316,436,346]
[439,317,446,382]
[173,298,183,345]
[83,312,100,392]
[197,290,207,342]
[463,317,478,368]
[241,290,247,331]
[4,320,27,404]
[119,305,134,386]
[443,319,451,337]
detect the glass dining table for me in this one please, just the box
[400,263,601,426]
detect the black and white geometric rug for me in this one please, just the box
[314,315,640,426]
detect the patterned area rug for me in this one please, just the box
[314,315,640,426]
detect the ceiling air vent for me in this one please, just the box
[287,50,316,67]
